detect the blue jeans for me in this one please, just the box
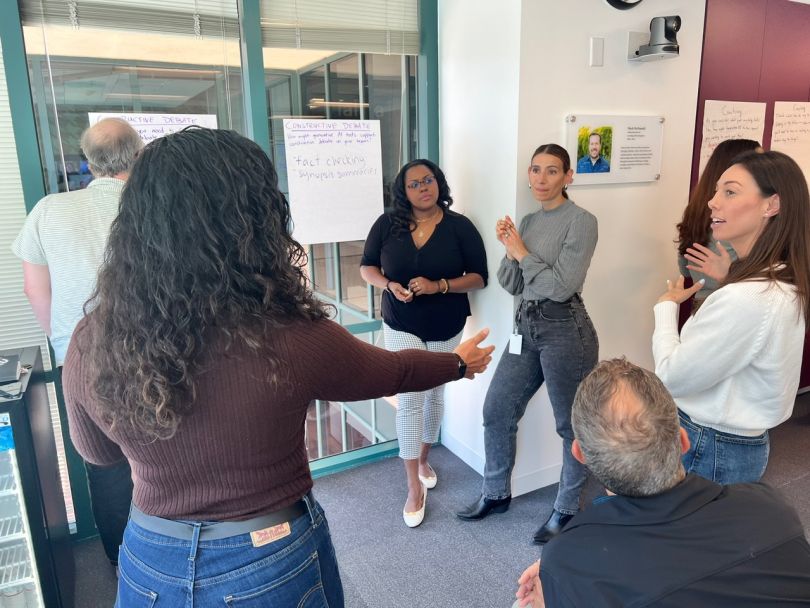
[482,297,599,515]
[679,411,770,484]
[116,498,344,607]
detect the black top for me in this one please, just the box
[541,474,810,607]
[360,210,488,341]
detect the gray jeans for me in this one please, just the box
[481,297,598,515]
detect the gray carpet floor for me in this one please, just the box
[74,400,810,607]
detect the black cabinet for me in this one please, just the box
[0,347,74,607]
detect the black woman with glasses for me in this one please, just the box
[361,159,488,528]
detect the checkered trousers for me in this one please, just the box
[382,323,463,460]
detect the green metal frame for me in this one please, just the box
[417,0,439,163]
[310,441,399,479]
[237,0,271,154]
[0,1,46,213]
[0,0,441,535]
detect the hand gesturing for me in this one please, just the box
[684,242,732,282]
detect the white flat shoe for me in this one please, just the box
[418,465,437,489]
[403,485,427,528]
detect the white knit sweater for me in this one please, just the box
[653,279,804,436]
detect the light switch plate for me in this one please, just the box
[589,37,605,67]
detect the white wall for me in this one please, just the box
[437,0,523,470]
[441,0,707,496]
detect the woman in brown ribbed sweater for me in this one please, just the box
[62,128,493,607]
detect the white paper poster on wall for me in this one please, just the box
[771,101,810,186]
[283,119,383,245]
[698,101,766,172]
[565,114,664,185]
[88,112,218,143]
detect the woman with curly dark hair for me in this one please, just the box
[360,159,487,527]
[62,129,494,607]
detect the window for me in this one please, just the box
[260,0,420,461]
[8,0,425,471]
[18,0,244,531]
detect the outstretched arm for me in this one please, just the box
[292,321,494,403]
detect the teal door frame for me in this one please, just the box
[0,0,440,534]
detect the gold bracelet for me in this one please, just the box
[441,278,450,294]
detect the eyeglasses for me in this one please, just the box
[406,175,436,190]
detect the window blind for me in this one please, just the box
[261,0,420,55]
[19,0,240,39]
[19,1,420,55]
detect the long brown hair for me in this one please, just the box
[82,128,328,440]
[723,150,810,324]
[531,144,571,199]
[677,139,760,255]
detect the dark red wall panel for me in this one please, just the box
[693,0,810,389]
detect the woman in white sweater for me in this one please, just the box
[653,150,809,484]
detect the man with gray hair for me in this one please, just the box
[515,358,810,607]
[12,117,143,570]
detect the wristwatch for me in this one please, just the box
[454,354,467,379]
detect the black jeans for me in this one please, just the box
[86,458,133,566]
[481,297,598,514]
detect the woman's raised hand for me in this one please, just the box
[496,216,517,245]
[657,275,705,305]
[496,215,529,262]
[684,242,732,282]
[453,328,495,379]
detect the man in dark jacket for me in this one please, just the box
[515,358,810,607]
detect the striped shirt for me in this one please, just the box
[11,178,124,365]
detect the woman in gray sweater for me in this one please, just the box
[456,144,599,545]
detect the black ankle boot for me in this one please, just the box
[456,495,511,520]
[532,509,574,544]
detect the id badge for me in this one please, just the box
[509,332,522,355]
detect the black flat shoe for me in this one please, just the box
[456,495,511,520]
[532,509,574,544]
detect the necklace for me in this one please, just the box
[412,209,440,238]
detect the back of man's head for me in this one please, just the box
[80,118,143,178]
[572,358,684,497]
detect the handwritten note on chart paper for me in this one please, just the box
[283,119,383,245]
[771,102,810,184]
[88,112,218,143]
[699,101,766,172]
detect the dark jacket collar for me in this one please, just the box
[564,474,724,530]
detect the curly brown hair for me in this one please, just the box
[82,128,329,439]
